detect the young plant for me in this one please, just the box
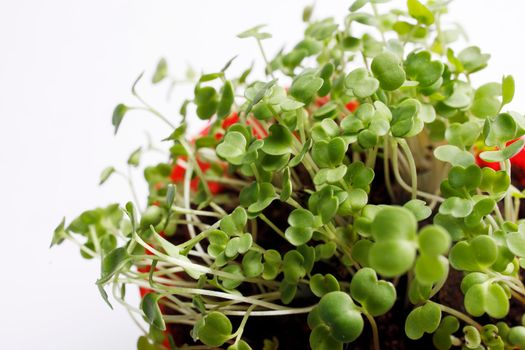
[52,0,525,349]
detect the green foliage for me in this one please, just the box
[54,1,525,349]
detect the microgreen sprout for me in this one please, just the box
[53,0,525,349]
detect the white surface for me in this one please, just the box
[0,1,524,349]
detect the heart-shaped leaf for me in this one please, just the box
[405,50,444,87]
[448,164,482,191]
[310,324,343,350]
[369,206,418,277]
[464,282,509,318]
[195,311,232,347]
[261,124,293,156]
[439,197,474,218]
[318,291,364,343]
[282,250,306,283]
[458,46,490,74]
[484,113,517,147]
[285,208,315,246]
[217,131,247,165]
[405,302,441,340]
[371,52,406,91]
[242,250,264,278]
[345,68,380,98]
[290,74,324,102]
[404,199,432,221]
[314,165,347,185]
[350,267,396,316]
[312,137,347,168]
[432,316,460,350]
[247,182,277,214]
[434,145,475,167]
[310,273,341,297]
[262,249,282,280]
[391,98,421,137]
[449,235,498,271]
[479,167,510,194]
[471,82,501,118]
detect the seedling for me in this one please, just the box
[53,0,525,349]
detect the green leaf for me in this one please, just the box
[280,167,292,201]
[140,206,164,229]
[471,82,501,118]
[369,206,417,277]
[318,291,364,343]
[439,197,473,218]
[196,312,232,347]
[434,145,475,167]
[463,325,481,349]
[405,302,441,340]
[137,336,165,350]
[290,138,312,167]
[404,199,432,221]
[314,165,347,185]
[99,166,115,186]
[390,98,421,137]
[418,225,451,257]
[506,231,525,257]
[449,235,498,271]
[261,124,294,155]
[407,0,435,25]
[349,0,369,12]
[282,250,306,283]
[290,74,324,102]
[345,68,379,98]
[112,103,129,134]
[97,247,130,284]
[262,249,282,280]
[414,254,448,285]
[484,113,517,147]
[350,267,396,316]
[237,24,272,40]
[194,85,218,119]
[152,58,168,84]
[502,75,515,106]
[310,324,343,350]
[371,52,406,91]
[312,137,347,168]
[216,131,247,165]
[464,282,509,318]
[141,293,166,330]
[127,147,142,167]
[432,316,460,350]
[242,251,264,278]
[310,273,341,297]
[217,80,235,119]
[443,82,473,109]
[405,50,444,87]
[480,138,525,162]
[445,122,481,148]
[458,46,490,74]
[508,326,525,349]
[50,217,67,247]
[285,209,315,246]
[247,182,277,214]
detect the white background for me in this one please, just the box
[1,1,524,349]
